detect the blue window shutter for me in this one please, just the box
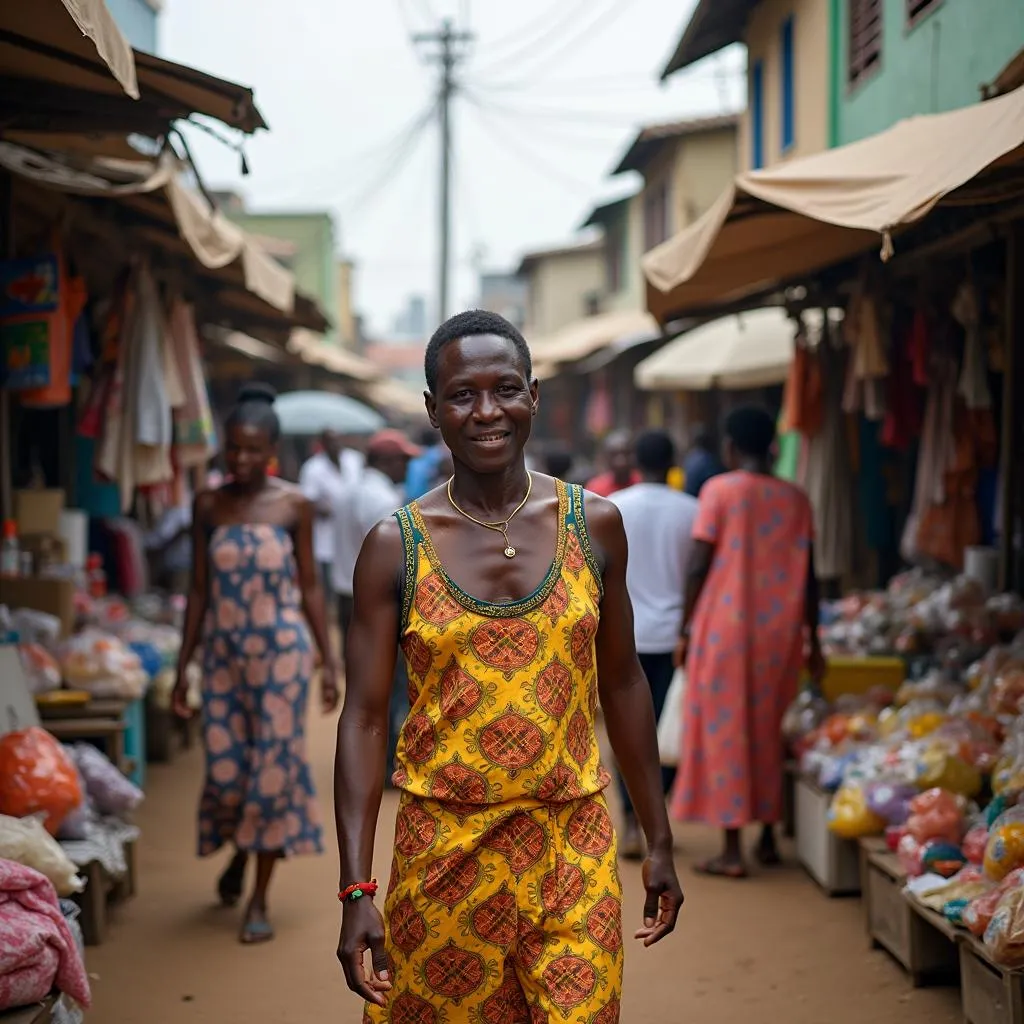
[781,17,795,152]
[751,60,765,170]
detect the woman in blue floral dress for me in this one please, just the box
[172,383,339,943]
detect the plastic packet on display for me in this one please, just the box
[906,788,966,846]
[985,808,1024,880]
[985,884,1024,966]
[827,784,886,839]
[0,726,83,834]
[0,812,84,895]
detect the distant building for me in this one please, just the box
[213,194,354,349]
[515,240,604,338]
[478,273,528,330]
[363,341,427,393]
[392,295,427,339]
[106,0,162,52]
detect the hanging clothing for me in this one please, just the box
[802,327,854,580]
[166,299,217,467]
[369,482,621,1021]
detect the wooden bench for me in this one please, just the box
[863,846,959,986]
[70,838,137,946]
[39,698,128,774]
[0,996,57,1024]
[960,932,1024,1024]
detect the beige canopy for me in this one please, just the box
[530,309,660,380]
[635,307,796,391]
[289,331,380,382]
[2,0,138,98]
[643,84,1024,322]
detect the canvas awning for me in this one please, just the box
[1,0,139,99]
[361,379,427,419]
[634,307,796,391]
[0,143,328,334]
[289,330,381,382]
[643,84,1024,323]
[2,5,265,143]
[530,310,660,380]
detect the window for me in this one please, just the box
[906,0,942,25]
[780,16,795,153]
[750,60,765,170]
[848,0,882,87]
[643,178,670,251]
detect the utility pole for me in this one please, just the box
[414,19,473,323]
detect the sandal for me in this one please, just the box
[239,915,275,945]
[694,857,748,879]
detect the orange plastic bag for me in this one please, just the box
[0,727,82,835]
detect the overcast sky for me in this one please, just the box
[162,0,744,336]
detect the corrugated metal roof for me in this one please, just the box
[660,0,758,80]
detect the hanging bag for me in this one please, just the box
[656,667,686,767]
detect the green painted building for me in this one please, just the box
[834,0,1024,145]
[222,206,341,345]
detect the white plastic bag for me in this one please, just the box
[0,812,84,895]
[657,668,686,766]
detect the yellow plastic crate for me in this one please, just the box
[816,656,906,703]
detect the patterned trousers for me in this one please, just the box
[365,792,623,1023]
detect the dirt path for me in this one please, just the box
[84,712,962,1023]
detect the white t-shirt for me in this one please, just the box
[299,450,362,564]
[332,466,404,597]
[610,482,699,654]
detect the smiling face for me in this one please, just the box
[426,334,537,474]
[225,422,275,486]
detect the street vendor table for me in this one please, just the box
[38,696,146,787]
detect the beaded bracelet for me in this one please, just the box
[338,879,379,904]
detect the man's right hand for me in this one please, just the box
[338,899,391,1007]
[672,635,689,670]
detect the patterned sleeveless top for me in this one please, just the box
[393,480,612,805]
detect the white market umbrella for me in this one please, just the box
[634,307,796,391]
[273,390,385,436]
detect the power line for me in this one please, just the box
[478,0,632,83]
[476,0,596,68]
[464,99,599,195]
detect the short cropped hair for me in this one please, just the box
[424,309,532,395]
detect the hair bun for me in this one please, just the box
[237,382,277,406]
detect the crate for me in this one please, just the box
[817,655,906,703]
[795,773,861,895]
[960,934,1024,1024]
[863,848,958,985]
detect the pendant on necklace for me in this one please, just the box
[504,546,517,559]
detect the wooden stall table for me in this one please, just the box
[69,837,138,947]
[960,932,1024,1024]
[0,996,57,1024]
[37,697,128,775]
[863,845,959,987]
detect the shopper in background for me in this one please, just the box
[335,429,420,778]
[543,446,573,481]
[404,426,443,500]
[171,383,339,944]
[682,425,725,498]
[673,405,824,878]
[586,429,641,496]
[143,491,193,594]
[610,430,698,859]
[298,429,362,605]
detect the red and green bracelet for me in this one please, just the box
[338,879,379,904]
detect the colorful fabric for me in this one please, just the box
[583,470,641,498]
[366,794,623,1024]
[671,471,813,829]
[392,481,610,803]
[197,524,323,857]
[369,480,621,1021]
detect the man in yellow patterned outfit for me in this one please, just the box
[335,311,683,1022]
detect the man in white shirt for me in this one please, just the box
[333,429,421,780]
[299,430,362,604]
[609,429,699,859]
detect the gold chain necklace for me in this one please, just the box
[446,473,533,559]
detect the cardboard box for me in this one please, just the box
[0,576,75,636]
[14,489,65,536]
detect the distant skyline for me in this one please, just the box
[161,1,744,335]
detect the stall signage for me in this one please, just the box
[1,321,52,389]
[0,256,60,317]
